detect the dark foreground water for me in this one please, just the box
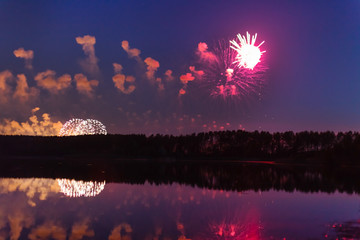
[0,162,359,240]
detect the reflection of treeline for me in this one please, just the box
[1,130,360,161]
[1,160,360,194]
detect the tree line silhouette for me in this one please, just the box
[1,130,360,162]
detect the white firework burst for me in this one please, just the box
[58,118,107,136]
[230,32,265,70]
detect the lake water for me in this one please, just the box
[0,162,359,239]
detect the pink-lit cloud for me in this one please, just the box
[13,48,34,70]
[74,73,99,97]
[178,88,186,95]
[197,42,217,62]
[189,66,204,78]
[179,73,195,85]
[75,35,100,76]
[34,70,71,94]
[164,69,174,81]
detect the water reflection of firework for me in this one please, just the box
[208,221,262,240]
[57,179,106,197]
[198,39,267,100]
[58,118,107,136]
[199,206,262,240]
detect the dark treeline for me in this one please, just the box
[1,130,360,162]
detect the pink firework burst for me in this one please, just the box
[197,39,267,99]
[230,32,266,70]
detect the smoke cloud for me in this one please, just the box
[189,66,204,78]
[34,70,71,94]
[28,222,66,240]
[112,63,123,74]
[74,73,99,97]
[113,74,136,94]
[164,69,174,81]
[13,74,39,102]
[179,73,195,85]
[197,42,217,62]
[69,219,94,240]
[112,63,136,94]
[0,70,13,102]
[144,57,164,91]
[144,57,160,81]
[0,107,63,136]
[108,223,132,240]
[178,72,195,96]
[13,48,34,70]
[0,178,60,207]
[121,40,141,60]
[75,35,100,76]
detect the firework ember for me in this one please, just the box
[58,118,107,136]
[230,32,265,70]
[57,179,106,197]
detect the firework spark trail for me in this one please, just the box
[58,118,107,136]
[197,39,267,99]
[230,32,265,70]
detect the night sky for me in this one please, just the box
[0,0,359,135]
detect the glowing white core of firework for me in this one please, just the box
[230,32,265,70]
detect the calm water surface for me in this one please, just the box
[0,175,358,240]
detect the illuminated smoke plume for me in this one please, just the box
[0,107,62,136]
[13,74,39,102]
[34,70,71,93]
[230,32,265,70]
[164,69,174,81]
[58,118,107,136]
[0,70,13,102]
[178,72,195,96]
[189,66,204,78]
[108,223,133,240]
[69,219,94,240]
[112,63,123,74]
[197,42,217,62]
[144,57,164,91]
[180,73,195,85]
[28,222,66,240]
[121,40,141,60]
[144,57,159,80]
[112,63,136,94]
[75,35,100,75]
[13,48,34,70]
[0,178,60,207]
[74,73,98,97]
[57,179,106,197]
